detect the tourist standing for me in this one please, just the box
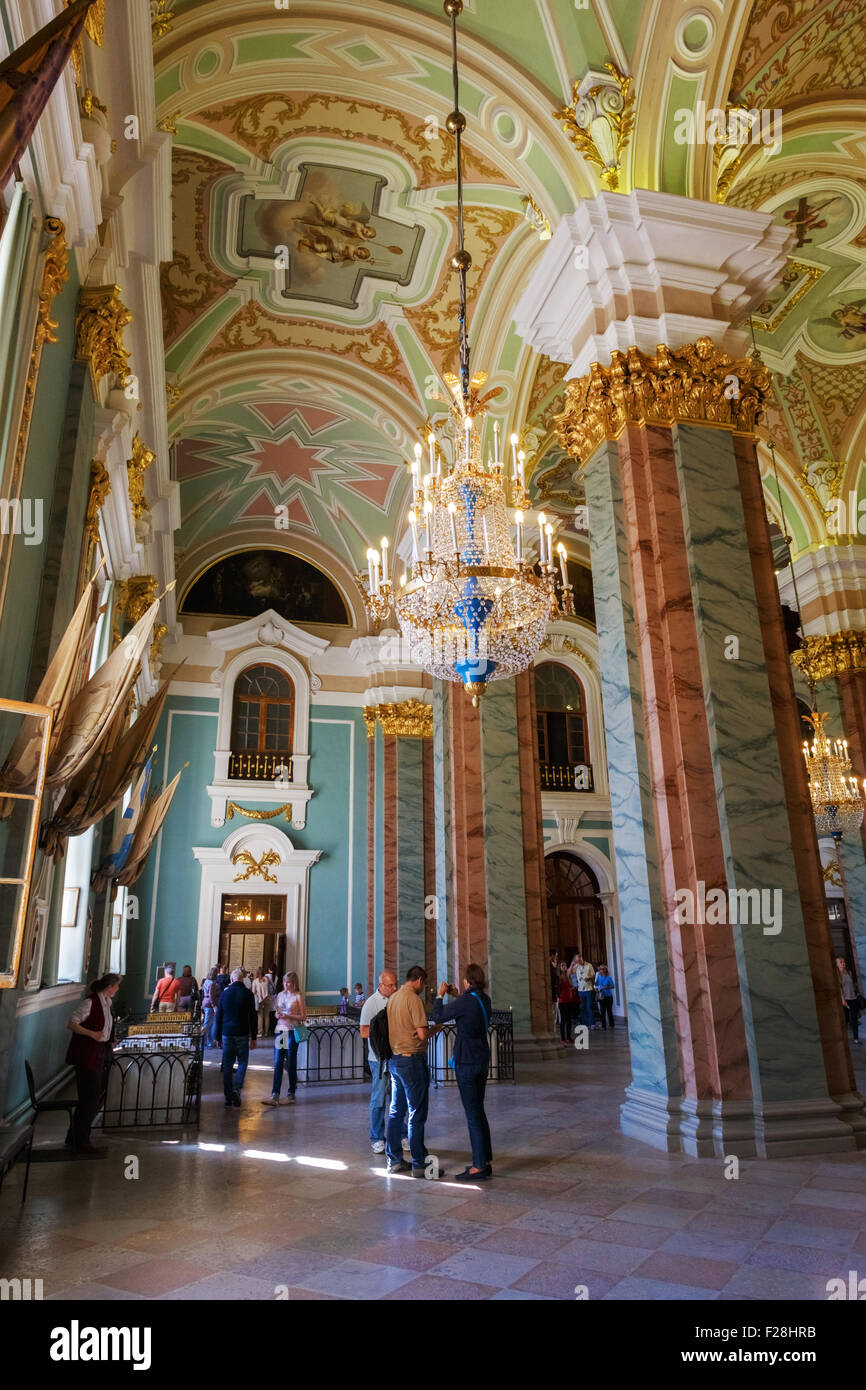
[266,965,278,1034]
[201,967,221,1047]
[556,969,574,1045]
[360,970,400,1154]
[215,968,257,1107]
[151,964,182,1013]
[338,987,349,1016]
[177,964,198,1014]
[385,966,441,1177]
[838,957,862,1045]
[262,971,306,1106]
[570,954,596,1030]
[216,964,230,990]
[595,963,615,1030]
[434,966,493,1181]
[353,982,367,1007]
[65,973,122,1155]
[252,966,271,1038]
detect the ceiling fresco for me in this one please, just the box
[153,0,866,593]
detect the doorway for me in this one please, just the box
[545,852,606,966]
[219,894,287,980]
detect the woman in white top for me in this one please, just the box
[262,971,307,1106]
[252,966,271,1038]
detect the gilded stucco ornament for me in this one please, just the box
[363,699,433,739]
[232,849,280,883]
[113,575,159,649]
[85,459,111,545]
[552,64,634,192]
[127,434,156,521]
[555,338,770,465]
[792,631,866,682]
[75,285,132,393]
[224,803,293,822]
[798,459,844,520]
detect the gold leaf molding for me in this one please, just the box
[363,698,433,740]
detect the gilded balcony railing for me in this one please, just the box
[228,752,293,782]
[539,762,593,792]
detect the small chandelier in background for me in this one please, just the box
[802,711,865,840]
[355,0,575,703]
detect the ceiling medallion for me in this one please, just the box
[556,338,770,465]
[355,0,574,705]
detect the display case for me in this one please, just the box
[102,1014,204,1128]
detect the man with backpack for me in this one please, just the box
[360,969,408,1157]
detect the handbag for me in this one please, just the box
[447,991,489,1068]
[293,1023,310,1042]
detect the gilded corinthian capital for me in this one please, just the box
[363,699,433,739]
[75,285,132,393]
[792,632,866,682]
[555,338,770,464]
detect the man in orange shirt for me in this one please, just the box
[151,965,182,1013]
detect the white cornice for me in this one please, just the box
[514,189,793,373]
[206,610,331,659]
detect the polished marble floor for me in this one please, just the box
[2,1030,866,1301]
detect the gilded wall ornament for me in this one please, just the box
[363,699,433,739]
[521,194,551,241]
[113,575,159,646]
[232,849,280,883]
[75,285,132,393]
[798,459,844,519]
[85,458,111,544]
[555,338,770,465]
[541,633,599,678]
[552,63,634,192]
[224,802,293,822]
[127,434,155,520]
[68,0,105,83]
[151,0,174,39]
[792,631,866,682]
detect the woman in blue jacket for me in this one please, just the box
[433,964,493,1182]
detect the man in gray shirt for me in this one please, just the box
[360,970,404,1154]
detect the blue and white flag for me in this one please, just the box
[102,755,153,876]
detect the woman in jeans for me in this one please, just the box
[262,971,306,1106]
[433,964,493,1182]
[556,968,574,1045]
[201,966,220,1048]
[837,957,862,1045]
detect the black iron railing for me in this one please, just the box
[102,1020,204,1129]
[228,752,293,781]
[540,762,593,792]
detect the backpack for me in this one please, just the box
[368,1005,393,1077]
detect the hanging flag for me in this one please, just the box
[0,572,100,816]
[47,599,160,786]
[115,764,185,887]
[99,752,153,880]
[0,0,95,190]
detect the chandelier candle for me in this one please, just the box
[380,537,389,585]
[517,450,526,491]
[428,432,437,476]
[448,501,459,551]
[515,510,523,561]
[494,421,501,467]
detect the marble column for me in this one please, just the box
[516,188,865,1154]
[365,700,434,981]
[435,676,559,1057]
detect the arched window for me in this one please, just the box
[534,662,591,790]
[229,664,294,780]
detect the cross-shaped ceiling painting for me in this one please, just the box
[155,0,866,590]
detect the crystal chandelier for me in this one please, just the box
[355,0,574,703]
[802,711,865,839]
[766,436,866,837]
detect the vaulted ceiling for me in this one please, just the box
[154,0,866,601]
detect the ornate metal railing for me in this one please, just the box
[228,751,293,781]
[428,1010,515,1087]
[102,1021,204,1128]
[287,1012,515,1086]
[540,762,593,792]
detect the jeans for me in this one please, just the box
[846,1001,861,1042]
[221,1035,250,1101]
[578,990,594,1028]
[257,1000,271,1038]
[369,1062,393,1142]
[598,996,614,1029]
[203,1006,217,1047]
[455,1063,492,1170]
[272,1032,299,1097]
[386,1054,429,1168]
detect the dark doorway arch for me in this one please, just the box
[545,851,606,967]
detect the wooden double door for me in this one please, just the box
[545,852,607,967]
